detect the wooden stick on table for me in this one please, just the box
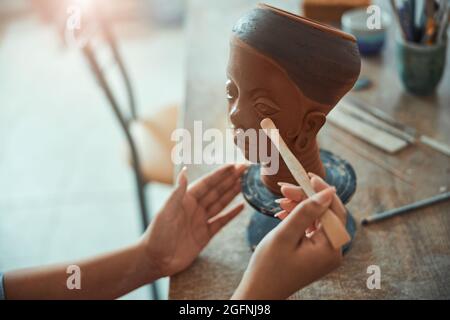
[260,118,351,249]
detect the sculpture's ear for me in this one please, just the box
[294,111,326,151]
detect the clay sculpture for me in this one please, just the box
[227,4,361,194]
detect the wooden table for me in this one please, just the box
[170,0,450,299]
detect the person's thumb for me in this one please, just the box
[278,187,335,240]
[170,167,188,201]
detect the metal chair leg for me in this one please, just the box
[83,43,160,300]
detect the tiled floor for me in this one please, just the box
[0,13,184,299]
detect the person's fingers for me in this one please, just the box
[280,185,306,202]
[308,228,329,246]
[168,167,188,203]
[276,198,298,212]
[309,173,347,225]
[189,164,236,199]
[307,173,329,188]
[208,203,245,236]
[277,182,297,187]
[235,163,249,174]
[274,210,287,220]
[307,229,343,265]
[298,230,343,273]
[278,187,335,242]
[199,171,240,208]
[190,164,246,202]
[305,225,317,237]
[308,173,344,213]
[206,181,241,218]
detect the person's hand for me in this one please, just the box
[140,164,247,279]
[232,173,347,300]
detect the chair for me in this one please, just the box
[78,4,179,300]
[127,104,178,186]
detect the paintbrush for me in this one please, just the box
[422,0,438,44]
[260,118,351,249]
[362,192,450,225]
[436,0,449,43]
[401,0,416,41]
[390,0,409,40]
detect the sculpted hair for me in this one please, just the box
[232,4,361,107]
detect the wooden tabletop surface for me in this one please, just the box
[170,0,450,299]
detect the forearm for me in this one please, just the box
[231,280,281,300]
[3,242,160,300]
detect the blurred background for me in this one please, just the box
[0,0,186,299]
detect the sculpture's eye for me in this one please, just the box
[254,97,280,116]
[226,79,238,101]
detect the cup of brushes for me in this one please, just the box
[391,0,448,95]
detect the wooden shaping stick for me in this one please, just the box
[260,118,351,249]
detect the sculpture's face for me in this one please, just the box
[226,4,360,192]
[226,36,326,163]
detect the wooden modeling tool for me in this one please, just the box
[260,118,351,249]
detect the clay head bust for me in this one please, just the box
[226,4,361,194]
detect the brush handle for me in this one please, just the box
[390,0,408,40]
[362,192,450,225]
[260,118,351,249]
